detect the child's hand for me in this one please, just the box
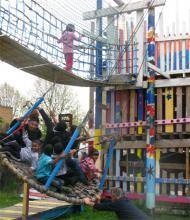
[70,149,77,156]
[60,152,66,158]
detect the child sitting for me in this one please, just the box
[0,129,40,171]
[80,149,100,181]
[35,144,65,192]
[53,142,88,186]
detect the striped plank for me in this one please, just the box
[186,87,190,132]
[165,88,174,132]
[129,90,136,134]
[176,87,183,132]
[156,88,163,133]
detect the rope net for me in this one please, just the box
[0,0,139,81]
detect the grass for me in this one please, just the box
[56,203,189,220]
[0,177,22,208]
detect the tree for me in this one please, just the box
[0,83,26,117]
[31,79,84,125]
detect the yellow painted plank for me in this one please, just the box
[0,217,14,220]
[165,88,174,132]
[0,210,34,214]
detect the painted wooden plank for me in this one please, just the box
[122,171,127,192]
[182,39,186,70]
[129,90,136,134]
[155,149,160,195]
[171,40,174,71]
[121,90,128,135]
[160,42,165,71]
[161,169,167,195]
[109,90,115,187]
[137,89,144,134]
[165,88,174,132]
[156,88,163,133]
[185,147,190,195]
[106,90,111,135]
[115,90,121,133]
[178,172,183,196]
[118,29,124,74]
[185,39,190,69]
[116,149,121,187]
[179,39,183,70]
[185,87,190,132]
[164,41,167,71]
[22,182,29,220]
[173,39,177,70]
[170,173,175,196]
[176,87,183,132]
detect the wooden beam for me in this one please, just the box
[116,139,190,149]
[83,0,165,20]
[148,62,170,79]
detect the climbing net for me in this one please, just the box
[0,0,138,80]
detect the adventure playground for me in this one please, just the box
[0,0,190,219]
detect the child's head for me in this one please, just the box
[55,121,67,132]
[32,140,41,152]
[28,117,39,131]
[51,135,62,145]
[54,142,63,155]
[43,144,53,156]
[66,24,75,32]
[89,149,99,162]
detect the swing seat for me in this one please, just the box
[0,153,101,204]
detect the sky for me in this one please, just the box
[0,0,190,112]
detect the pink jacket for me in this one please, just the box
[57,31,81,54]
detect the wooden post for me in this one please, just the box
[157,88,163,133]
[146,7,156,211]
[22,182,29,220]
[176,87,182,132]
[186,147,190,195]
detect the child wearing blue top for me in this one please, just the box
[35,144,65,192]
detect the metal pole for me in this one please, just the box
[94,0,103,150]
[146,7,156,212]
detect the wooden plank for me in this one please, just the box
[176,87,183,132]
[116,149,121,187]
[165,88,174,132]
[170,172,175,196]
[121,90,129,135]
[186,87,190,132]
[156,88,163,133]
[83,0,165,20]
[117,139,190,149]
[161,170,167,195]
[22,182,29,220]
[155,149,160,195]
[109,90,115,187]
[136,10,144,86]
[129,90,136,134]
[178,172,183,196]
[186,147,190,195]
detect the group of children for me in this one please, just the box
[0,107,100,192]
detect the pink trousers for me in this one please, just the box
[64,53,73,71]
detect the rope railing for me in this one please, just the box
[0,0,139,80]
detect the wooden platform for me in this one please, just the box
[0,199,73,220]
[0,34,133,87]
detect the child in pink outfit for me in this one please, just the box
[80,150,99,181]
[57,24,82,71]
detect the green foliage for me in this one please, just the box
[0,191,21,208]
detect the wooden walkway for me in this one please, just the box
[0,199,71,220]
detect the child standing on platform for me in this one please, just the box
[57,24,83,71]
